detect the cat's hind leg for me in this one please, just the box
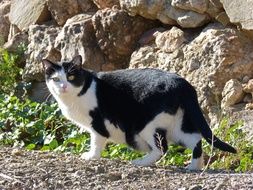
[132,128,168,166]
[185,139,204,170]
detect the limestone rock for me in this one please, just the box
[130,23,253,123]
[4,31,28,51]
[7,24,21,42]
[0,15,10,44]
[55,14,104,71]
[130,46,158,69]
[221,79,244,108]
[171,0,208,14]
[138,27,166,46]
[92,0,120,9]
[77,0,97,13]
[0,0,11,43]
[23,25,61,82]
[47,0,97,26]
[0,0,10,15]
[155,27,186,53]
[220,0,253,32]
[243,79,253,95]
[9,0,51,31]
[120,0,210,28]
[92,8,158,69]
[243,79,253,109]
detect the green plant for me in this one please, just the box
[0,94,252,172]
[205,119,253,172]
[0,95,86,152]
[0,48,22,94]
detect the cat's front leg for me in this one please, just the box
[81,131,107,160]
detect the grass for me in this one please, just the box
[0,49,252,172]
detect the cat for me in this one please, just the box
[42,55,236,170]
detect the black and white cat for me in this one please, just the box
[42,55,236,170]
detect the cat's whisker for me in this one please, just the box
[44,93,52,102]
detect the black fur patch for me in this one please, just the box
[44,62,62,80]
[193,140,202,159]
[94,69,182,139]
[154,128,168,154]
[89,108,110,138]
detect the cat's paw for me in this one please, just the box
[186,158,204,171]
[185,163,203,171]
[81,152,100,160]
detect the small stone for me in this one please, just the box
[94,166,105,173]
[11,149,22,156]
[155,27,186,53]
[107,172,122,181]
[221,79,244,108]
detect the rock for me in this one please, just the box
[7,24,21,42]
[92,8,158,69]
[221,79,244,108]
[77,0,97,13]
[130,46,158,69]
[243,79,253,109]
[138,27,166,46]
[9,0,51,31]
[47,0,97,26]
[243,79,253,95]
[92,0,120,9]
[23,25,61,82]
[0,15,10,45]
[205,1,224,22]
[220,0,253,34]
[0,0,11,44]
[55,13,104,71]
[120,0,210,28]
[215,11,230,26]
[129,23,253,123]
[171,0,208,14]
[0,0,10,15]
[155,27,186,53]
[3,31,28,68]
[4,31,28,53]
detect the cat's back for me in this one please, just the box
[97,68,190,98]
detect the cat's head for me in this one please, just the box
[42,55,85,97]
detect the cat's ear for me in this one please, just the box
[42,59,54,71]
[71,55,82,69]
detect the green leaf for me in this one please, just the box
[26,143,36,150]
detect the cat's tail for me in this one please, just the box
[182,88,237,154]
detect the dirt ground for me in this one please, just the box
[0,147,252,190]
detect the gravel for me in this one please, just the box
[0,147,252,190]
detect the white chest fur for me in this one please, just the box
[56,81,98,131]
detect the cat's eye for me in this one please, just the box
[68,75,75,81]
[52,77,60,82]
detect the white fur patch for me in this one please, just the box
[104,119,126,144]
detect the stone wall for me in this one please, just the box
[1,0,253,132]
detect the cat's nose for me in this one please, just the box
[60,83,68,91]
